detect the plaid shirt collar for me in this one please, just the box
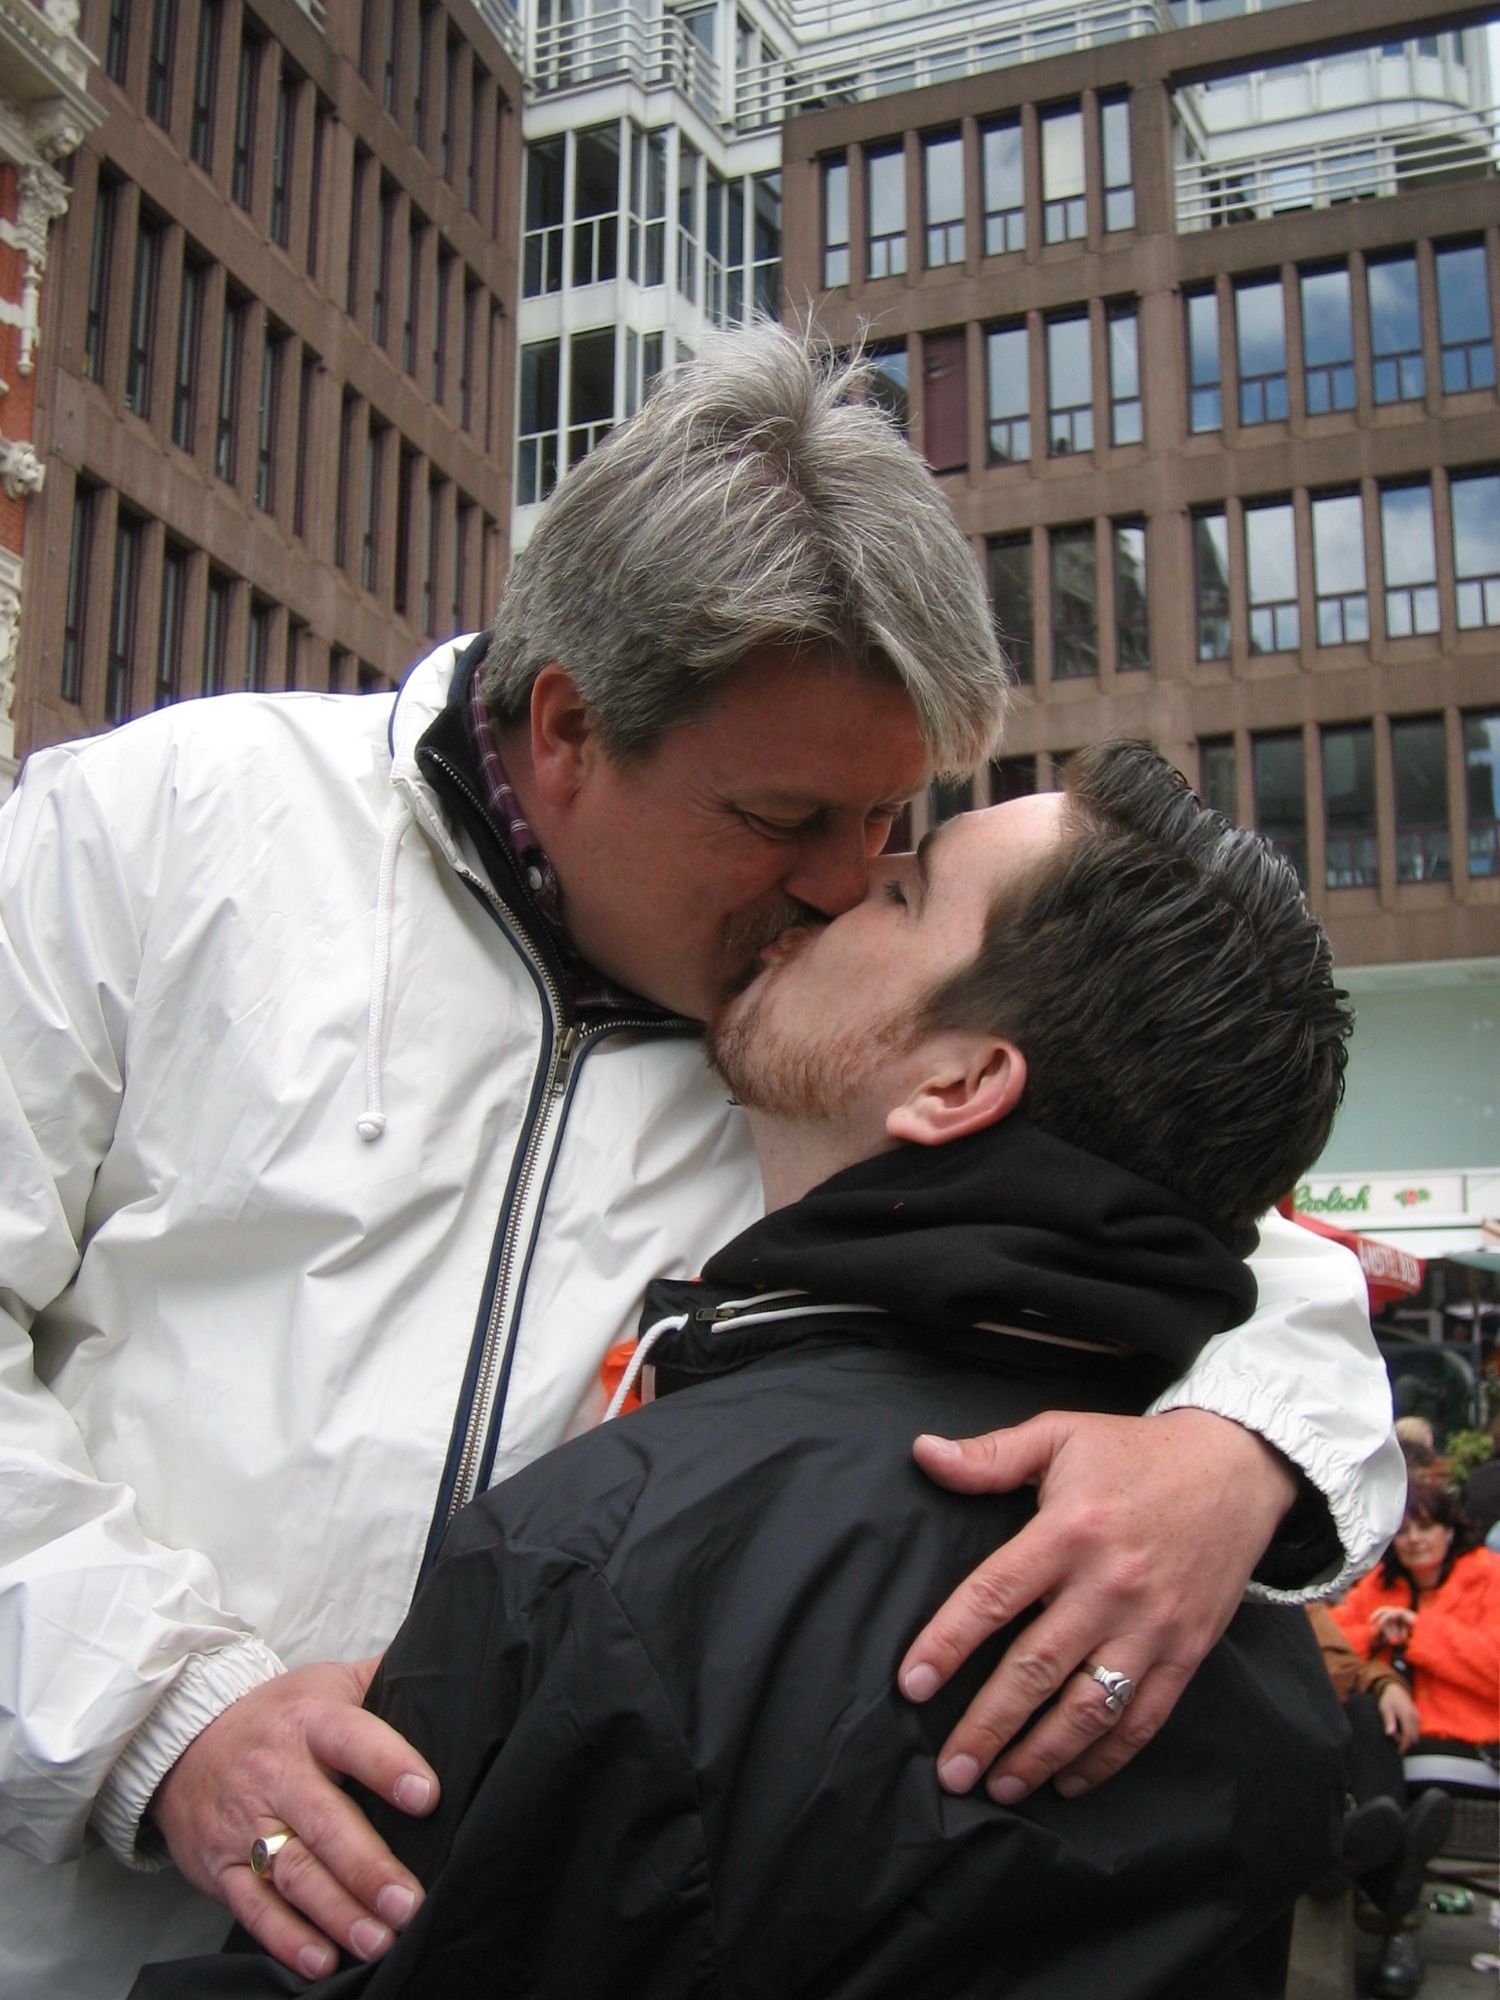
[467,674,648,1016]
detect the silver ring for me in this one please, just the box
[250,1829,293,1877]
[1084,1663,1136,1716]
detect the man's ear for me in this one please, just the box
[528,664,597,808]
[885,1037,1027,1148]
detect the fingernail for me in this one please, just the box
[1055,1775,1090,1799]
[297,1946,335,1979]
[377,1883,417,1927]
[350,1919,393,1960]
[394,1773,433,1813]
[915,1434,959,1459]
[989,1775,1025,1805]
[902,1663,940,1703]
[938,1753,980,1794]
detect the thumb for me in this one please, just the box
[345,1653,385,1699]
[912,1414,1070,1495]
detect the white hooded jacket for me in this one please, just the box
[0,638,1401,1998]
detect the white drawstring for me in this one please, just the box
[603,1312,686,1420]
[356,799,414,1142]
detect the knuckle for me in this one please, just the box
[1003,1641,1066,1707]
[963,1567,1020,1631]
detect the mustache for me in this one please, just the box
[716,902,824,1004]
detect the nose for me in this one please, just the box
[781,816,885,917]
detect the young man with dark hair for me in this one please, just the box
[135,746,1358,2000]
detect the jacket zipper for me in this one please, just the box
[418,748,687,1524]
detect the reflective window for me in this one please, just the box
[1046,312,1092,455]
[822,156,849,288]
[1322,723,1377,888]
[922,330,966,474]
[572,125,621,287]
[1380,482,1439,636]
[1113,521,1148,671]
[517,338,560,504]
[1451,471,1500,628]
[1300,266,1355,414]
[866,146,906,280]
[1311,492,1367,644]
[524,139,565,296]
[1041,105,1085,244]
[1464,710,1500,876]
[1252,730,1307,885]
[1101,97,1133,231]
[982,118,1023,255]
[928,776,973,824]
[986,533,1032,683]
[1200,737,1235,819]
[125,217,162,417]
[1367,252,1423,404]
[985,322,1029,464]
[1435,241,1496,394]
[989,756,1037,802]
[1235,278,1287,424]
[923,131,964,268]
[1186,289,1221,432]
[866,343,909,434]
[1050,524,1098,679]
[1107,301,1141,445]
[1245,500,1298,652]
[630,128,668,289]
[567,327,615,469]
[106,512,141,725]
[1392,716,1450,883]
[1194,509,1230,659]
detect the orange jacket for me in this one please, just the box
[1330,1547,1500,1745]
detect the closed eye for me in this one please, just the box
[882,879,908,908]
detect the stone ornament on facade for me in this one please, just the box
[0,438,44,498]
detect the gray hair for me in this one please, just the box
[482,323,1010,773]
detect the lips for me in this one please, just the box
[758,925,816,968]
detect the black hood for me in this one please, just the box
[692,1117,1258,1376]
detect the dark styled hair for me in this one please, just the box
[1379,1480,1478,1597]
[919,742,1354,1228]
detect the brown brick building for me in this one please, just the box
[15,0,522,759]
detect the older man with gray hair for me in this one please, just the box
[0,326,1399,1999]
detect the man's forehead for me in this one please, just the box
[922,792,1066,888]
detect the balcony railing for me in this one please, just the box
[530,8,721,118]
[477,0,527,69]
[1176,105,1500,230]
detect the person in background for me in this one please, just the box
[1459,1411,1500,1545]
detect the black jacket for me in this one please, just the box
[133,1122,1346,2000]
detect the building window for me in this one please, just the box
[1194,509,1231,660]
[270,68,296,248]
[1235,277,1287,424]
[1322,723,1378,888]
[156,541,188,707]
[1046,312,1092,456]
[231,29,260,211]
[414,1,433,150]
[677,138,700,302]
[517,338,560,505]
[986,533,1032,684]
[106,0,129,84]
[751,171,781,317]
[84,180,116,383]
[124,215,161,416]
[1367,251,1423,404]
[1113,520,1148,670]
[147,0,176,127]
[203,569,230,695]
[172,253,204,450]
[631,127,668,288]
[247,596,272,691]
[294,350,315,541]
[106,514,142,725]
[985,322,1029,463]
[394,444,416,617]
[981,118,1023,255]
[923,131,964,268]
[1050,524,1097,679]
[1451,470,1500,628]
[403,216,424,375]
[1252,731,1307,885]
[1311,492,1367,644]
[347,147,369,316]
[524,137,564,295]
[921,330,966,474]
[190,0,219,167]
[1392,716,1450,883]
[468,69,489,219]
[432,250,452,404]
[1246,501,1298,653]
[62,486,94,703]
[1380,482,1439,636]
[1464,710,1500,876]
[928,776,972,823]
[216,292,245,481]
[442,32,459,181]
[989,757,1037,802]
[863,344,908,434]
[866,145,906,280]
[1435,240,1496,394]
[453,500,473,630]
[1041,104,1084,244]
[568,328,615,471]
[254,324,285,512]
[1200,737,1235,819]
[1106,301,1141,445]
[1300,266,1355,414]
[1100,96,1133,231]
[372,180,396,346]
[1186,288,1221,433]
[383,0,401,112]
[574,124,621,287]
[335,389,356,570]
[459,279,478,431]
[362,421,385,592]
